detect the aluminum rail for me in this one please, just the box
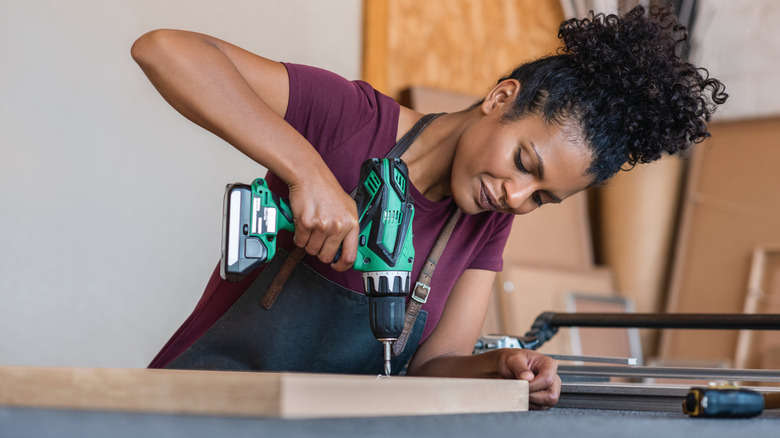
[558,365,780,383]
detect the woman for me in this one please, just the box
[131,6,726,410]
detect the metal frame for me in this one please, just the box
[565,293,644,365]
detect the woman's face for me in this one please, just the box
[451,105,594,216]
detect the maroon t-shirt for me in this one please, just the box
[149,63,513,368]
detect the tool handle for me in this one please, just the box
[683,388,764,418]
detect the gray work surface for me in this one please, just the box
[2,406,779,438]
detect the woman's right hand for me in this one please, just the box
[287,172,359,272]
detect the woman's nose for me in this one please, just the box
[504,179,538,215]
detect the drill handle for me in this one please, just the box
[246,178,295,260]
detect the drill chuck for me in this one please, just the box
[365,271,409,341]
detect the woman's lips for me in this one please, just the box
[479,183,499,211]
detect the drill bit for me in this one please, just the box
[383,341,392,376]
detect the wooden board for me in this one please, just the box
[0,367,528,419]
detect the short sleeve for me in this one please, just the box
[282,62,397,158]
[467,213,514,272]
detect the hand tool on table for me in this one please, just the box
[220,158,415,376]
[683,384,780,418]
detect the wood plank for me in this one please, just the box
[0,367,528,419]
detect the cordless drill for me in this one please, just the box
[220,158,415,375]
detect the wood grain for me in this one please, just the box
[0,367,528,418]
[362,0,564,100]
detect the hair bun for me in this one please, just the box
[560,7,682,100]
[498,5,727,184]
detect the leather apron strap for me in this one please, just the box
[393,207,460,356]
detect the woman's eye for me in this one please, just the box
[532,192,544,207]
[515,150,529,173]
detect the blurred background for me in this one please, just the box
[1,0,778,370]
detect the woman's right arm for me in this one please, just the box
[131,30,358,270]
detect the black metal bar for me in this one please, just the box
[546,313,780,330]
[514,312,780,350]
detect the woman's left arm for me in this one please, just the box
[406,269,561,410]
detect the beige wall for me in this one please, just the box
[0,0,361,368]
[691,0,780,121]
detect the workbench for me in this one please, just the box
[2,367,779,437]
[3,405,779,438]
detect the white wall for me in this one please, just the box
[0,0,362,368]
[691,0,780,121]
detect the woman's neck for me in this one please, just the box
[396,107,475,202]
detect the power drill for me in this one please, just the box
[220,158,415,375]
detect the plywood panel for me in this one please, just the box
[0,367,528,418]
[363,0,565,99]
[660,117,780,364]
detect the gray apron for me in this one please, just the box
[166,113,443,375]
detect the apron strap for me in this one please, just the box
[393,207,461,356]
[385,112,444,159]
[261,246,307,310]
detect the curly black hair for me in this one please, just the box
[498,5,727,185]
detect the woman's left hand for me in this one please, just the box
[496,348,561,410]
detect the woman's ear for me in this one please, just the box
[481,79,520,114]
